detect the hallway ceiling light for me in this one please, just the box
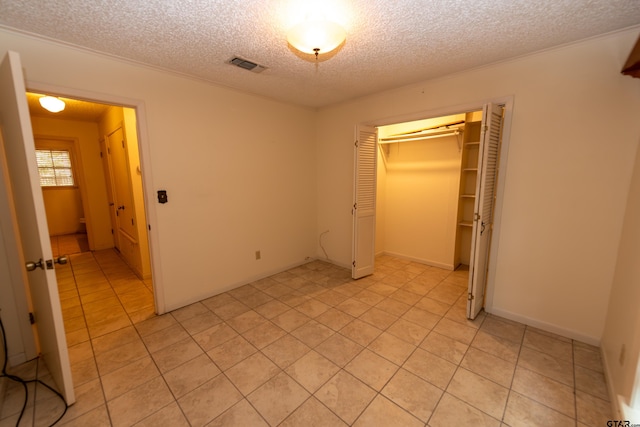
[287,16,346,59]
[39,96,65,113]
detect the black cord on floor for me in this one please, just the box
[0,313,68,426]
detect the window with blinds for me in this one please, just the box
[35,149,75,187]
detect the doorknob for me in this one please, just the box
[25,258,44,271]
[117,205,125,210]
[45,256,68,269]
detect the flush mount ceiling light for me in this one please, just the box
[39,96,66,113]
[287,16,346,59]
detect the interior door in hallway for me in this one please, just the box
[0,50,75,403]
[106,126,137,251]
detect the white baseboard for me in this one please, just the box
[601,346,623,420]
[619,395,640,424]
[488,307,600,346]
[601,348,640,424]
[380,251,455,271]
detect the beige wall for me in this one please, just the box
[316,28,640,344]
[35,137,84,236]
[602,139,640,417]
[0,28,317,312]
[377,115,465,268]
[2,25,640,409]
[41,187,83,235]
[30,117,113,250]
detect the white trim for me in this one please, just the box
[24,80,166,314]
[381,251,455,271]
[489,306,601,346]
[602,347,624,420]
[603,350,640,424]
[620,395,640,424]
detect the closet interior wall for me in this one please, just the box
[375,111,483,270]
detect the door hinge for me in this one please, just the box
[467,293,474,301]
[107,147,111,154]
[111,229,114,234]
[131,219,134,226]
[352,261,356,267]
[121,140,125,148]
[100,151,103,158]
[354,140,359,148]
[29,312,35,325]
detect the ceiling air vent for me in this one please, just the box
[228,57,267,73]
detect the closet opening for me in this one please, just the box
[353,101,509,319]
[376,111,481,271]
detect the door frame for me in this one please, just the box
[357,96,514,313]
[25,81,166,314]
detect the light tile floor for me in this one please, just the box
[0,251,612,426]
[50,233,90,258]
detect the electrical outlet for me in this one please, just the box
[255,250,261,260]
[619,344,626,366]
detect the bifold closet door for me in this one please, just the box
[467,103,503,319]
[352,125,377,279]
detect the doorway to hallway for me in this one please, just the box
[27,92,153,283]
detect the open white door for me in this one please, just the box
[352,125,377,279]
[0,51,75,403]
[467,103,504,319]
[106,126,139,252]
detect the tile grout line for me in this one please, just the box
[53,252,613,426]
[500,322,528,426]
[67,253,114,426]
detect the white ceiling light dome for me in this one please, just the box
[39,96,66,113]
[287,16,346,58]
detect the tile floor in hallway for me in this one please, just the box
[50,233,90,258]
[0,250,612,426]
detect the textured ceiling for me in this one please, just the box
[2,0,640,108]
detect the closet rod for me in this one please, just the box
[378,129,462,144]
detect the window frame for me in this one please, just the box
[34,139,79,190]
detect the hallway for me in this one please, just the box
[0,252,611,426]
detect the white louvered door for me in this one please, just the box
[467,103,504,319]
[352,125,377,279]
